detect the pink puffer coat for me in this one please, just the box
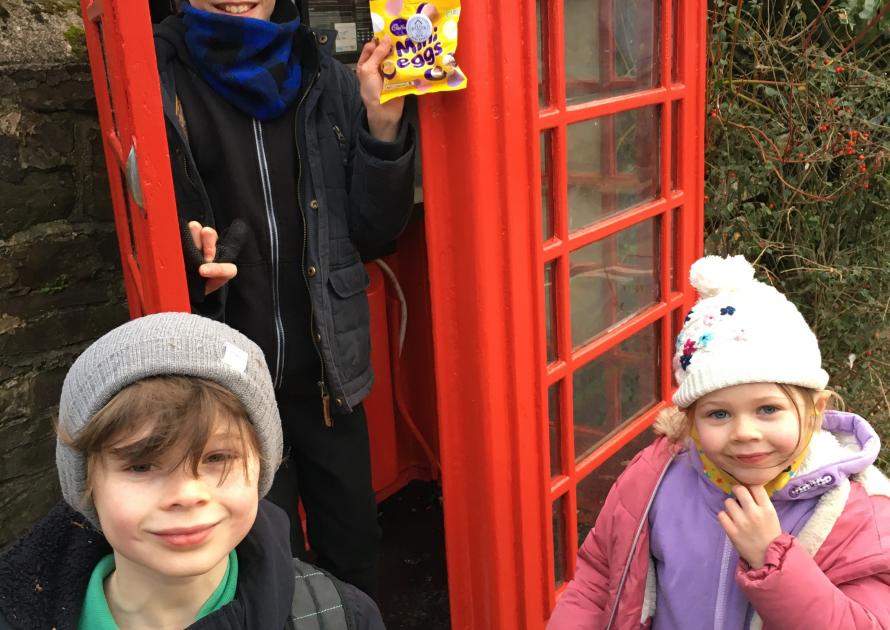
[547,413,890,630]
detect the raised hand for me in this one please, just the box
[188,221,238,295]
[356,35,405,142]
[718,485,782,569]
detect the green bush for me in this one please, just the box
[705,0,890,471]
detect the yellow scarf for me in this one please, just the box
[690,425,809,496]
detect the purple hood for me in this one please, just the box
[771,410,880,501]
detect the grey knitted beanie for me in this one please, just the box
[56,312,282,528]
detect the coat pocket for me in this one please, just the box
[327,261,371,372]
[328,261,370,332]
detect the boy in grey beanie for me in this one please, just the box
[0,312,384,629]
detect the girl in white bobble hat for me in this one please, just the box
[548,255,890,630]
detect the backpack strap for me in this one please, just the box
[289,558,351,630]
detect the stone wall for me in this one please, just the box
[0,0,127,547]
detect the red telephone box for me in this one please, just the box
[78,0,705,627]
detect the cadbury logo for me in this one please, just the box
[789,474,833,497]
[390,18,408,37]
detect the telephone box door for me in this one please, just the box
[417,0,705,626]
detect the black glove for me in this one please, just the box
[181,219,249,305]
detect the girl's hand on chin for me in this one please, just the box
[717,485,782,569]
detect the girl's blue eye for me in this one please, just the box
[127,463,154,473]
[708,409,730,420]
[759,405,779,415]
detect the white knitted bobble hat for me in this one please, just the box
[672,255,829,408]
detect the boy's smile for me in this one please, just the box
[150,522,221,548]
[189,0,276,21]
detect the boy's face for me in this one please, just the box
[188,0,276,21]
[692,383,823,486]
[91,418,260,580]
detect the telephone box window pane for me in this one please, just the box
[671,0,680,83]
[549,382,562,478]
[537,0,549,107]
[670,207,679,292]
[573,322,660,461]
[576,428,655,543]
[541,130,554,240]
[545,262,558,363]
[564,0,660,105]
[670,101,680,191]
[553,495,567,587]
[569,218,659,349]
[567,107,661,232]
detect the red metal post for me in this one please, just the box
[416,0,549,626]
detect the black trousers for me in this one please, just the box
[265,395,381,599]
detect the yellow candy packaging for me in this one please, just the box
[370,0,468,103]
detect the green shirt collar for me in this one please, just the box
[79,550,238,629]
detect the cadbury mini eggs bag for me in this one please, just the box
[370,0,468,103]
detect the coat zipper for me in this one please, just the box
[252,119,286,389]
[713,534,734,630]
[295,57,332,427]
[332,124,348,165]
[605,453,677,630]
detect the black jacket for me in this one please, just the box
[153,5,415,411]
[0,500,384,629]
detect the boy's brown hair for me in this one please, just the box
[57,375,263,504]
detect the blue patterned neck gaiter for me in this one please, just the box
[182,3,302,121]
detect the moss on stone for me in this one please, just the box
[63,23,86,57]
[33,0,81,16]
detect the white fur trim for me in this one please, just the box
[749,612,763,630]
[640,556,657,623]
[852,465,890,498]
[799,429,858,475]
[796,477,850,557]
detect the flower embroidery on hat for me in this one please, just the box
[703,313,717,326]
[720,305,736,316]
[680,338,699,370]
[698,333,713,347]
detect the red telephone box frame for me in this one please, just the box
[79,0,705,627]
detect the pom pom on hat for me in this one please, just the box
[672,255,829,408]
[689,255,756,298]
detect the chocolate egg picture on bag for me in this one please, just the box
[370,0,468,103]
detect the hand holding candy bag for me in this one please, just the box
[370,0,468,103]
